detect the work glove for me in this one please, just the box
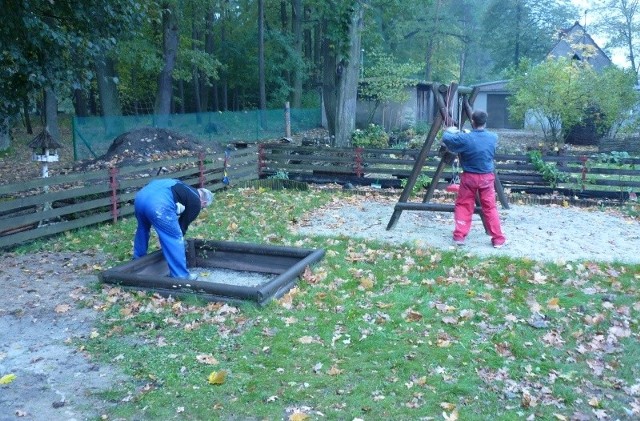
[445,126,459,134]
[176,202,185,215]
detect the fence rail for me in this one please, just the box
[258,143,640,200]
[0,146,258,249]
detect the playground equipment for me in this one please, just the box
[386,82,509,231]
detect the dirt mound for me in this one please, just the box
[72,127,225,171]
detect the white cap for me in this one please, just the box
[198,188,214,207]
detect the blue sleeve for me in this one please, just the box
[442,132,468,153]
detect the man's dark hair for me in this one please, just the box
[471,110,488,127]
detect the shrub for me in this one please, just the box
[351,124,389,149]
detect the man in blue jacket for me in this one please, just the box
[133,179,214,279]
[442,110,506,248]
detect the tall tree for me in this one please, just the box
[0,0,143,148]
[317,1,364,146]
[155,2,180,125]
[592,0,640,79]
[482,0,577,77]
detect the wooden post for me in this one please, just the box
[284,102,291,139]
[198,152,206,187]
[109,167,119,223]
[354,147,364,177]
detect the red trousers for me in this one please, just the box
[453,172,506,246]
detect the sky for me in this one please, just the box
[569,0,630,68]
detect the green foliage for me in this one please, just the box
[359,49,421,104]
[589,66,640,138]
[351,124,389,148]
[268,170,289,180]
[528,150,568,187]
[400,173,431,196]
[509,57,640,144]
[508,58,594,143]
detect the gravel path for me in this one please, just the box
[294,195,640,265]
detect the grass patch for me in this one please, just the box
[25,187,640,419]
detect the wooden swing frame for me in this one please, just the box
[386,82,510,231]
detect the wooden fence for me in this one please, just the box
[2,142,639,250]
[0,146,258,249]
[258,143,640,200]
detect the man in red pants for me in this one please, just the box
[442,110,507,248]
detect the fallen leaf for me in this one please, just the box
[547,297,560,310]
[0,374,17,384]
[208,370,227,385]
[196,354,219,365]
[289,412,309,421]
[54,303,71,313]
[442,409,459,421]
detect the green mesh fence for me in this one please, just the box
[72,108,322,160]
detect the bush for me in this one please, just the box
[351,124,389,148]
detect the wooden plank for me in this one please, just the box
[0,210,114,249]
[0,183,112,214]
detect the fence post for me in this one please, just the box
[284,102,291,139]
[198,152,206,187]
[580,155,588,191]
[109,167,119,223]
[354,147,364,177]
[258,143,266,177]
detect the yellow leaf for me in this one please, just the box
[547,297,560,310]
[359,277,374,289]
[0,374,17,384]
[208,370,227,385]
[588,396,600,407]
[327,365,343,376]
[89,330,100,339]
[289,412,309,421]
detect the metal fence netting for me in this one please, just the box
[72,108,321,160]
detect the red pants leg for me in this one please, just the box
[453,173,477,241]
[476,173,506,246]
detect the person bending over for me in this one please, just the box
[442,110,507,248]
[133,179,214,279]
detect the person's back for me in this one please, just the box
[443,129,497,174]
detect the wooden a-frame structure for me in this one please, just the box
[386,82,509,231]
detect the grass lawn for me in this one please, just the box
[18,186,640,420]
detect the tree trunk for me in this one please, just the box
[292,0,303,108]
[95,55,124,135]
[322,5,363,147]
[424,0,442,81]
[72,88,89,118]
[191,18,202,117]
[0,116,10,151]
[22,96,33,134]
[44,88,60,143]
[202,8,216,112]
[258,0,267,127]
[155,3,179,127]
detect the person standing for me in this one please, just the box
[133,179,214,279]
[442,110,507,248]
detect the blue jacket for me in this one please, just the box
[442,129,498,174]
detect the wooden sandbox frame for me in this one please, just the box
[100,239,325,306]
